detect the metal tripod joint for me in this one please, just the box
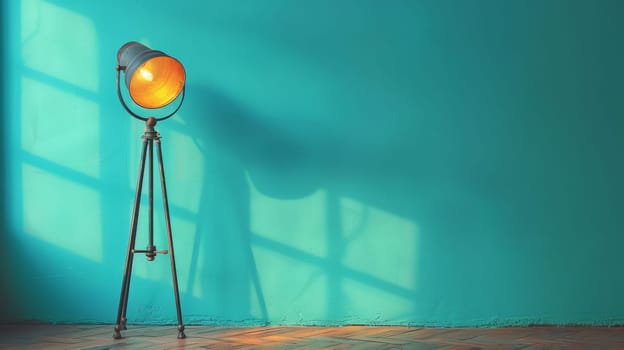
[143,117,161,141]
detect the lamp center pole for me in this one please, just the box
[143,117,159,261]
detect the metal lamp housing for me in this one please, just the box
[117,41,186,109]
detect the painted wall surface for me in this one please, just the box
[2,0,624,326]
[1,0,8,322]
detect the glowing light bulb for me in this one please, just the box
[139,68,153,81]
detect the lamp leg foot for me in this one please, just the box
[113,325,123,339]
[177,324,186,339]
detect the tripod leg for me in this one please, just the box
[114,138,149,339]
[122,139,155,327]
[147,135,156,260]
[156,138,186,339]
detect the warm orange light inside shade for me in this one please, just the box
[128,56,186,109]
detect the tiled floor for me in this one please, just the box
[0,324,623,349]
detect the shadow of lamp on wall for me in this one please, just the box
[113,42,187,340]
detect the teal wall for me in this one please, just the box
[2,0,624,326]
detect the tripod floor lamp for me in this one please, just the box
[113,41,187,340]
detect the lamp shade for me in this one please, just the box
[117,42,185,109]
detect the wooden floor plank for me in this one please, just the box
[0,324,623,349]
